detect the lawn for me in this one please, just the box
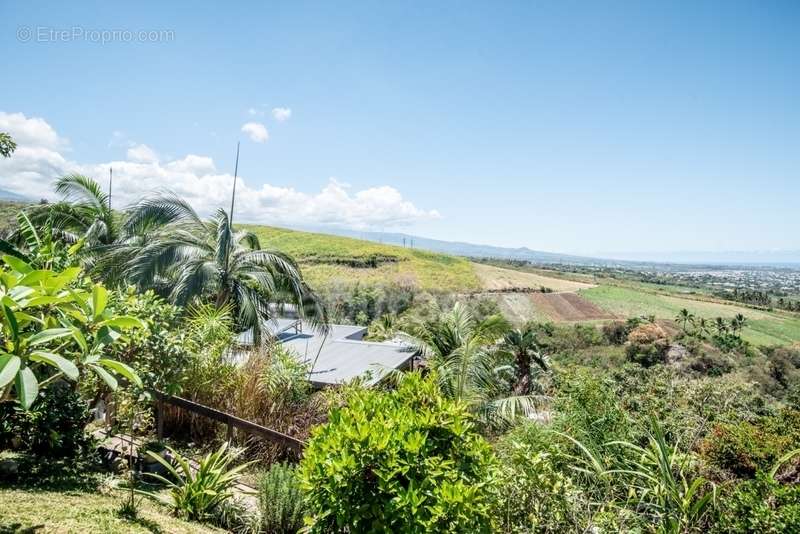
[580,284,800,346]
[243,225,481,292]
[0,487,223,534]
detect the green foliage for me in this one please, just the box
[0,256,142,410]
[105,288,192,395]
[142,442,253,522]
[604,418,716,534]
[0,132,17,158]
[0,382,93,458]
[325,282,416,325]
[258,462,307,534]
[493,423,585,533]
[258,344,311,414]
[552,370,634,457]
[299,373,497,533]
[404,302,542,427]
[116,196,326,342]
[498,325,549,395]
[714,472,800,533]
[700,409,800,478]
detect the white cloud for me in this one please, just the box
[241,122,269,143]
[271,107,292,122]
[247,107,263,117]
[126,143,158,163]
[0,111,440,229]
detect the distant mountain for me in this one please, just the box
[599,249,800,266]
[0,188,30,202]
[287,225,800,268]
[290,226,607,265]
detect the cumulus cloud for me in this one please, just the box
[271,107,292,122]
[126,143,158,163]
[0,111,440,229]
[241,122,269,143]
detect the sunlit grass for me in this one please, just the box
[243,224,481,292]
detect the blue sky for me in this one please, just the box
[1,1,798,258]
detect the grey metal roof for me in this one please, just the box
[282,323,413,387]
[236,318,302,346]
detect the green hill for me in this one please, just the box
[243,224,482,293]
[3,201,799,346]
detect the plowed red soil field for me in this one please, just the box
[529,292,615,321]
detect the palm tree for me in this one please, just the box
[403,303,541,426]
[730,313,747,337]
[695,317,711,339]
[35,174,118,245]
[674,308,695,334]
[713,317,728,336]
[17,175,119,273]
[498,326,549,395]
[113,194,326,342]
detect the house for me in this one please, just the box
[235,320,414,387]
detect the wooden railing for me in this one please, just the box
[153,390,305,454]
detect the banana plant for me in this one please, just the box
[0,254,144,409]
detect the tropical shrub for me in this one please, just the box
[0,255,142,410]
[404,303,541,428]
[107,288,192,395]
[323,281,416,325]
[714,472,800,533]
[493,423,586,532]
[144,442,253,522]
[700,409,800,479]
[0,382,92,457]
[299,373,497,533]
[258,462,307,534]
[552,370,633,458]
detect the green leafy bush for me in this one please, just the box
[258,462,307,533]
[299,373,497,533]
[0,382,92,458]
[493,423,586,532]
[107,288,192,394]
[553,370,634,457]
[0,255,143,410]
[714,473,800,533]
[700,409,800,478]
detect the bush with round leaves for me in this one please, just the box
[0,382,92,458]
[299,373,497,533]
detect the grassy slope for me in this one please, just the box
[581,284,800,346]
[472,262,594,292]
[243,224,482,292]
[0,488,223,534]
[0,200,25,236]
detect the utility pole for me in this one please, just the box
[108,167,113,210]
[229,141,241,226]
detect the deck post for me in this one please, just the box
[156,397,164,440]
